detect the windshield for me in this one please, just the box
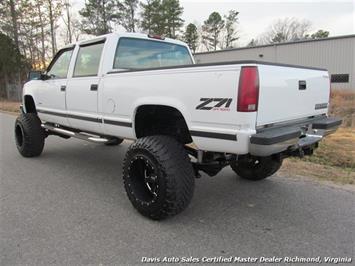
[113,37,193,70]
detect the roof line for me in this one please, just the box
[194,34,355,55]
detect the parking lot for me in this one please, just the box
[1,113,354,265]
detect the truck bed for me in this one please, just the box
[103,60,330,154]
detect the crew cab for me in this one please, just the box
[15,32,341,220]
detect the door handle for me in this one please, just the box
[60,85,66,91]
[90,84,98,91]
[299,80,306,90]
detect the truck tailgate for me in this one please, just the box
[256,65,330,127]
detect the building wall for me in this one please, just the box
[194,36,355,90]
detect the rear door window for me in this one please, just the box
[73,42,104,77]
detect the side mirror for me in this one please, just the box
[40,73,51,80]
[27,71,42,81]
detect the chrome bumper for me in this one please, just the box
[249,117,342,156]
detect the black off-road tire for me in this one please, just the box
[14,113,45,157]
[230,156,282,181]
[123,135,195,220]
[105,137,124,146]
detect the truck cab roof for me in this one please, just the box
[63,32,189,49]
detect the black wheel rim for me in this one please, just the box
[128,155,159,203]
[15,123,24,148]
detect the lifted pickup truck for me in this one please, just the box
[15,33,341,220]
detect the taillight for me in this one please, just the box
[237,66,259,112]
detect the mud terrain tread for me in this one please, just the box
[123,135,195,220]
[15,113,45,157]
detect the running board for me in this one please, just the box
[41,123,109,143]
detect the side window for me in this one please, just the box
[47,49,73,78]
[73,42,104,77]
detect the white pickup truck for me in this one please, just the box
[15,32,341,220]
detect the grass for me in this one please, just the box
[328,90,355,127]
[278,158,355,185]
[304,127,355,169]
[280,124,354,185]
[0,99,20,113]
[0,90,354,184]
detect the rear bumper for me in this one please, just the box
[249,116,342,156]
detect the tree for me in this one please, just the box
[271,32,287,43]
[0,0,21,51]
[140,0,163,34]
[45,0,64,56]
[79,0,117,35]
[247,39,258,47]
[140,0,184,38]
[116,0,139,32]
[163,0,184,38]
[19,0,48,69]
[62,0,81,44]
[35,0,48,68]
[9,0,19,50]
[63,0,72,43]
[202,12,225,51]
[259,17,312,44]
[0,0,58,95]
[223,10,239,48]
[0,33,28,99]
[184,23,198,53]
[311,29,329,39]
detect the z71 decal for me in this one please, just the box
[196,98,233,111]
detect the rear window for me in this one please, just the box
[113,37,192,69]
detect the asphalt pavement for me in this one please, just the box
[1,112,354,265]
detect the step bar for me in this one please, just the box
[41,123,110,143]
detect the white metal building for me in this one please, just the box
[194,35,355,90]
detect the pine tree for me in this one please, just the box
[202,12,224,51]
[64,0,72,43]
[62,0,81,44]
[140,0,162,34]
[163,0,184,38]
[311,30,329,39]
[0,33,27,98]
[9,0,20,50]
[15,0,37,67]
[79,0,117,35]
[35,0,48,68]
[45,0,64,56]
[116,0,139,32]
[223,10,239,48]
[184,23,198,53]
[141,0,184,38]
